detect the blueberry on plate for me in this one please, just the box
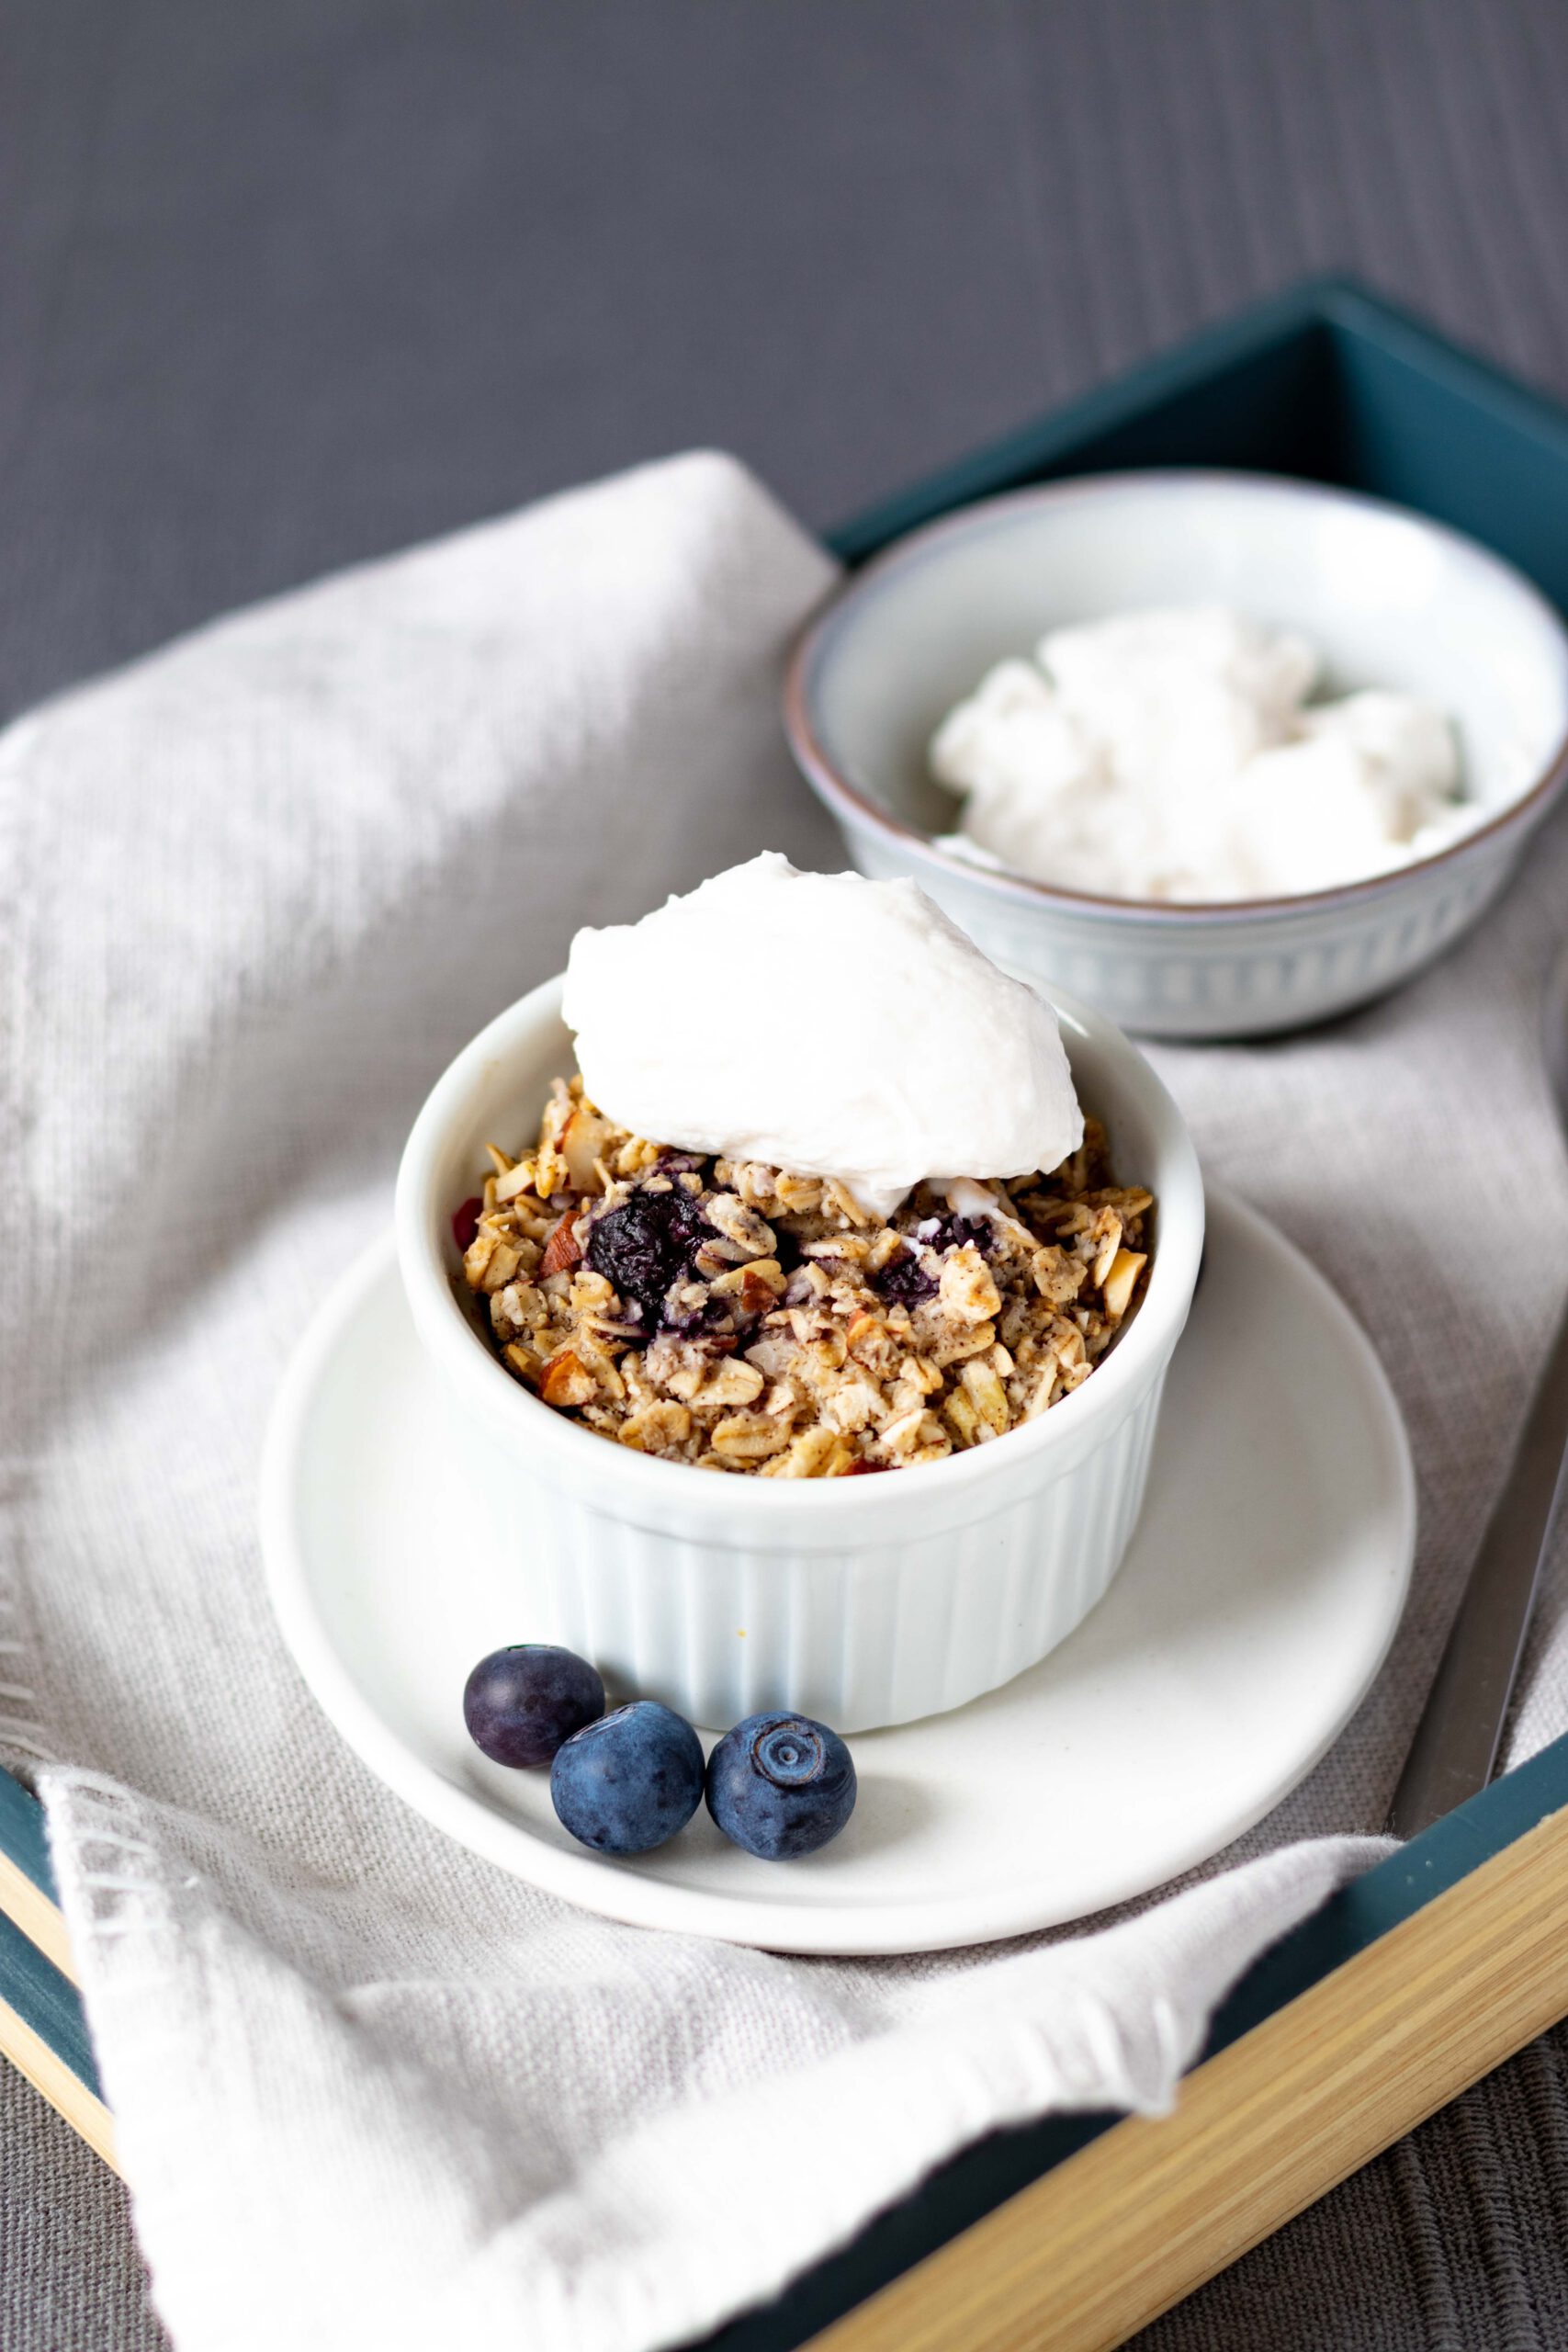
[705,1712,856,1860]
[462,1644,604,1769]
[550,1701,705,1855]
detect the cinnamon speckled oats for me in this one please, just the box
[457,1079,1152,1476]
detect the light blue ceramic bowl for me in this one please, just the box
[784,470,1568,1038]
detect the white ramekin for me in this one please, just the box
[784,471,1568,1040]
[394,977,1203,1733]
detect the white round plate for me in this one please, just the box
[262,1188,1414,1956]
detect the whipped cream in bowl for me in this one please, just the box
[784,470,1568,1038]
[931,605,1469,903]
[395,860,1203,1729]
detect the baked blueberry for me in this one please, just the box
[550,1700,705,1854]
[871,1244,936,1307]
[914,1211,990,1257]
[462,1644,604,1769]
[584,1186,712,1326]
[705,1712,856,1860]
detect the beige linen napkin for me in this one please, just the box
[4,452,1563,2352]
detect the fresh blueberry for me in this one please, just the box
[705,1713,857,1860]
[550,1700,705,1854]
[462,1644,604,1769]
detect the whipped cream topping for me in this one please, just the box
[561,854,1083,1216]
[931,605,1469,902]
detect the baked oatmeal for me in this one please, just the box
[455,1079,1153,1477]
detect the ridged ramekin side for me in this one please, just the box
[501,1368,1168,1731]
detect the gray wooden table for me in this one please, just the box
[6,4,1568,2343]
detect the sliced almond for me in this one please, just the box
[462,1227,498,1284]
[559,1108,611,1194]
[494,1160,536,1204]
[877,1404,929,1453]
[939,1245,1002,1325]
[941,1388,982,1447]
[960,1357,1010,1434]
[709,1255,784,1299]
[824,1177,872,1226]
[540,1349,595,1408]
[844,1310,887,1365]
[739,1268,782,1317]
[539,1216,582,1278]
[479,1239,524,1295]
[535,1144,570,1199]
[1101,1249,1147,1320]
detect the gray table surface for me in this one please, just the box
[6,4,1568,2344]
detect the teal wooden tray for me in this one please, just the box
[9,274,1568,2346]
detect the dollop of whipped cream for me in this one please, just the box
[562,854,1082,1216]
[931,605,1470,902]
